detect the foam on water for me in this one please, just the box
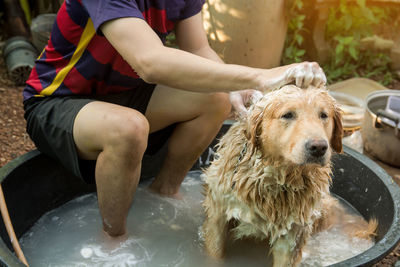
[20,171,373,267]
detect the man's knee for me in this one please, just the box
[207,92,231,118]
[106,111,150,155]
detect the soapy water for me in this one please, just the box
[301,195,375,267]
[20,171,373,267]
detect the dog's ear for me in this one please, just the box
[331,105,343,153]
[245,108,264,148]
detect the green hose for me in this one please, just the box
[19,0,31,25]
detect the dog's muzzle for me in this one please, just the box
[305,139,328,164]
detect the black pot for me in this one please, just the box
[0,136,399,266]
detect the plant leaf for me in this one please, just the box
[295,34,304,45]
[348,46,358,60]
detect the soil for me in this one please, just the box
[0,47,35,168]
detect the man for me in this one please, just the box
[23,0,326,237]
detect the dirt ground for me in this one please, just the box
[0,53,35,167]
[0,46,400,266]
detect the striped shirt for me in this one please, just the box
[23,0,204,101]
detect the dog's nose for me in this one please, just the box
[305,139,328,157]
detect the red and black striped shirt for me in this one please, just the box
[23,0,204,101]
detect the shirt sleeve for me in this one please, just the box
[81,0,144,32]
[179,0,205,20]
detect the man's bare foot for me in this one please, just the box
[148,182,183,199]
[101,217,127,238]
[98,229,129,251]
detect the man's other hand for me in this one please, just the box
[229,89,263,118]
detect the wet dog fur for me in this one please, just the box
[202,85,377,267]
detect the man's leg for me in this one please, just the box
[145,85,231,196]
[73,101,149,236]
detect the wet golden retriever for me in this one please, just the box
[202,85,377,267]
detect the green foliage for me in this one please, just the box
[281,0,306,65]
[325,0,385,40]
[322,0,396,85]
[324,49,394,85]
[282,0,399,86]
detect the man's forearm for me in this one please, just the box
[142,45,293,93]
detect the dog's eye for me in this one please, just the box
[320,111,328,119]
[281,112,295,120]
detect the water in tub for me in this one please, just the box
[20,171,374,266]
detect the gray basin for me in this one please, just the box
[0,134,399,266]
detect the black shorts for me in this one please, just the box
[24,84,175,183]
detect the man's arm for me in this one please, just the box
[101,16,325,94]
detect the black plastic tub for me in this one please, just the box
[0,136,399,266]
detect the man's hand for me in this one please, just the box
[264,62,327,90]
[229,89,263,117]
[287,62,327,88]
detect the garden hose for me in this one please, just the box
[0,185,29,266]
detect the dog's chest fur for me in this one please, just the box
[204,125,332,244]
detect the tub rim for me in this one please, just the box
[0,150,40,267]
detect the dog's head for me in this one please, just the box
[245,85,342,166]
